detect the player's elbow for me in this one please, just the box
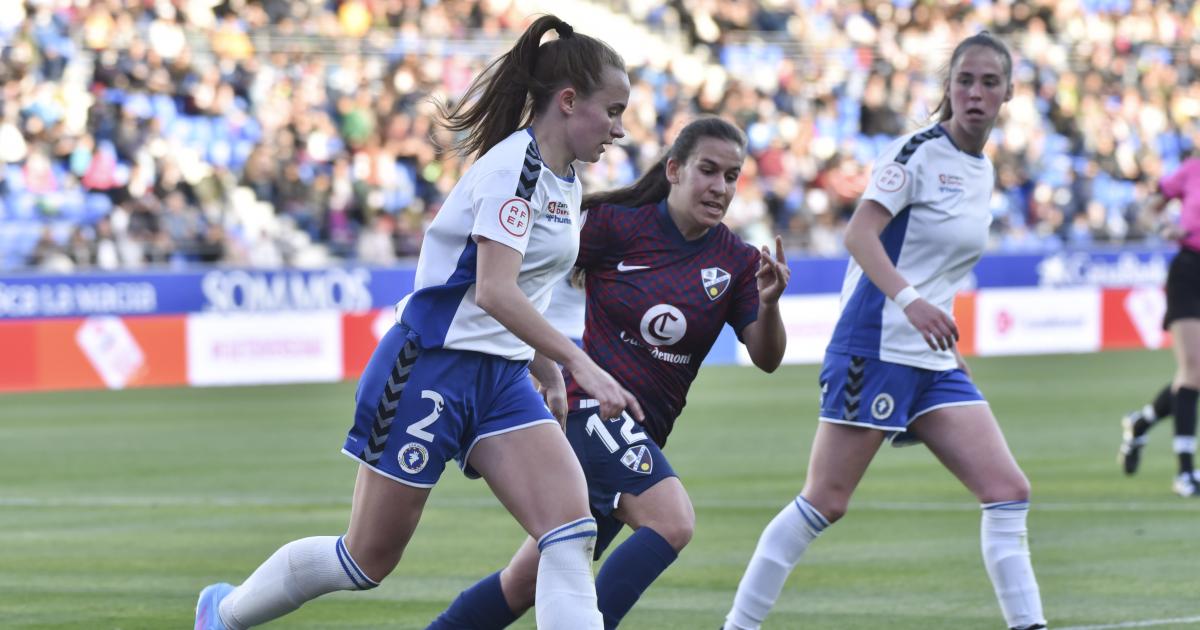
[746,332,785,373]
[751,352,783,373]
[474,282,505,316]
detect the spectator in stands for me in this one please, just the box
[2,0,1199,271]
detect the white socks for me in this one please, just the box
[535,517,603,630]
[981,502,1045,629]
[724,496,829,630]
[218,536,377,629]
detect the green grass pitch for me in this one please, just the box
[2,349,1198,629]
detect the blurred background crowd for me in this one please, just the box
[2,0,1198,272]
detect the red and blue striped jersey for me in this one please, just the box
[566,200,761,446]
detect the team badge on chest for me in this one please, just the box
[701,267,731,300]
[620,445,653,474]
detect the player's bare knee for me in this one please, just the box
[644,516,694,551]
[342,538,403,583]
[978,474,1031,504]
[803,495,847,523]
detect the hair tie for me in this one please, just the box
[556,21,574,38]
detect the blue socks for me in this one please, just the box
[426,571,517,630]
[595,527,678,629]
[427,527,678,630]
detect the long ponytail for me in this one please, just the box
[437,15,624,160]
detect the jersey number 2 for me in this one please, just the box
[584,412,647,453]
[407,390,444,442]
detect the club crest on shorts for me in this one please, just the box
[620,444,653,475]
[398,442,429,474]
[871,393,895,420]
[701,267,731,301]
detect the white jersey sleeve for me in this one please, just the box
[861,147,920,216]
[471,170,540,255]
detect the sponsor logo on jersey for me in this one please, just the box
[701,267,731,300]
[398,442,430,474]
[875,163,907,193]
[499,198,531,237]
[640,304,686,346]
[543,200,572,224]
[937,173,965,194]
[871,393,895,420]
[617,261,651,272]
[620,444,653,474]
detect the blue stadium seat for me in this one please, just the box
[84,192,112,222]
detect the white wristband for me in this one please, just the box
[893,286,920,309]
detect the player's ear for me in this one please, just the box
[557,86,577,115]
[665,157,681,185]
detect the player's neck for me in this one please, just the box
[529,121,573,178]
[944,119,990,155]
[666,200,710,241]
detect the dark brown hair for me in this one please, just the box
[437,15,625,159]
[582,116,747,210]
[932,31,1013,123]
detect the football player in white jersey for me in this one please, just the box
[724,33,1047,630]
[195,15,640,630]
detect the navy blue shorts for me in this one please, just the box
[342,325,558,487]
[818,351,987,445]
[564,404,677,557]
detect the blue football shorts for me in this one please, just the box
[564,402,678,558]
[818,351,987,445]
[342,324,558,487]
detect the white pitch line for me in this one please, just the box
[1,496,1199,512]
[1059,615,1200,629]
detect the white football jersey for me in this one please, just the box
[827,124,992,370]
[396,129,582,361]
[543,275,585,341]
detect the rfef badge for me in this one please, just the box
[701,267,731,301]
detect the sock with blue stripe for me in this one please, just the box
[595,527,678,629]
[981,501,1045,630]
[536,518,603,630]
[724,495,829,630]
[426,571,517,629]
[218,536,377,629]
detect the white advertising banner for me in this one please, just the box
[975,287,1101,356]
[187,311,343,386]
[739,294,842,365]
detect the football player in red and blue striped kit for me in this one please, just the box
[427,116,790,629]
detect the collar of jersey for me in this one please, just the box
[524,128,577,182]
[935,124,985,159]
[657,199,715,248]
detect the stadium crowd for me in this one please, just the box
[1,0,1198,271]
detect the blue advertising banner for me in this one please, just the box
[0,248,1174,320]
[0,267,415,319]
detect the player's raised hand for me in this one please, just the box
[570,359,645,423]
[756,234,790,304]
[903,299,959,351]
